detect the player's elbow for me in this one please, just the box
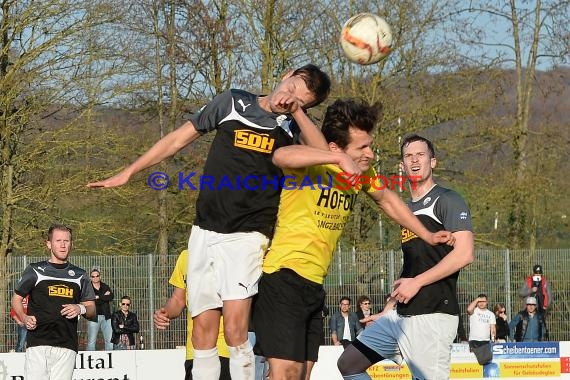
[272,148,288,168]
[453,231,475,268]
[464,248,475,266]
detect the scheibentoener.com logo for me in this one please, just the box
[147,171,420,191]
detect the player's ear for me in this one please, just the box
[281,70,294,80]
[399,161,404,172]
[430,157,437,169]
[329,142,341,152]
[46,240,52,250]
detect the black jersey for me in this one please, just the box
[397,185,473,316]
[14,260,95,352]
[189,89,300,237]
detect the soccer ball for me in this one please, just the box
[340,13,393,65]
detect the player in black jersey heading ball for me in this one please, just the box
[87,65,331,380]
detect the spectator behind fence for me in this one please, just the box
[467,294,496,365]
[518,264,552,315]
[11,223,96,380]
[509,296,548,342]
[467,294,496,343]
[10,295,29,352]
[86,268,114,351]
[494,303,510,342]
[330,296,362,348]
[111,296,140,350]
[356,295,373,330]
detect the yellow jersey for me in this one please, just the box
[263,164,377,284]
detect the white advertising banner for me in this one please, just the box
[312,342,570,379]
[0,349,185,380]
[1,343,569,379]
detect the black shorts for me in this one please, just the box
[252,269,326,362]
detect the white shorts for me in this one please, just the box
[356,309,458,380]
[25,345,76,380]
[187,225,269,317]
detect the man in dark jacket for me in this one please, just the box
[111,295,140,349]
[330,297,362,348]
[86,268,114,350]
[509,296,548,342]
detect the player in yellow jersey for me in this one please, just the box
[153,250,230,380]
[252,99,454,380]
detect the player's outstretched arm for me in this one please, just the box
[87,121,200,188]
[368,188,453,246]
[273,145,361,181]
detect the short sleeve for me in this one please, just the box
[14,266,36,297]
[436,191,473,232]
[188,91,233,134]
[169,251,187,289]
[80,273,96,302]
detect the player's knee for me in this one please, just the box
[223,325,248,347]
[337,354,353,375]
[269,360,302,380]
[284,365,302,380]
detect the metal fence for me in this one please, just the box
[3,248,569,352]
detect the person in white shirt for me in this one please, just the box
[467,294,496,347]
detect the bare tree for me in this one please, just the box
[0,0,119,348]
[448,0,570,249]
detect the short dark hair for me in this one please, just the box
[121,295,131,302]
[400,134,436,159]
[47,223,73,241]
[291,64,331,108]
[321,99,382,148]
[340,296,351,304]
[478,293,488,299]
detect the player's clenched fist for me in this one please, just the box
[153,308,170,330]
[25,315,37,330]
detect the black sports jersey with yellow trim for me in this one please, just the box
[397,185,472,316]
[14,260,95,352]
[189,89,299,237]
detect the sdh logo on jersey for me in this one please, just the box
[401,227,417,243]
[234,129,275,153]
[48,284,74,298]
